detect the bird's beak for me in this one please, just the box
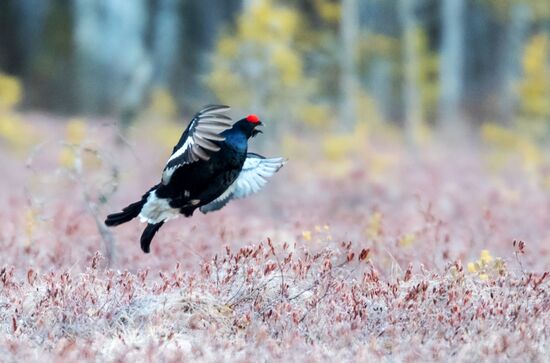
[252,122,263,137]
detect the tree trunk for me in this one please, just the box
[339,0,360,131]
[497,4,531,125]
[73,0,150,115]
[12,0,50,74]
[399,0,422,146]
[439,0,465,131]
[151,0,180,88]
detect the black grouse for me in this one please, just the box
[105,105,285,253]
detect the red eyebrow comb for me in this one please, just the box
[246,114,260,123]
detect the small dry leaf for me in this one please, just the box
[359,248,370,261]
[27,269,36,285]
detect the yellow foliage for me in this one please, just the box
[356,92,383,127]
[281,134,310,160]
[542,174,550,191]
[480,249,493,264]
[481,122,544,174]
[354,92,403,147]
[0,73,33,152]
[24,208,37,247]
[368,152,398,180]
[359,33,399,58]
[240,0,299,42]
[519,34,550,121]
[493,180,520,203]
[478,273,489,281]
[412,122,433,145]
[530,1,550,19]
[147,88,178,120]
[272,47,302,86]
[313,0,341,24]
[324,158,355,178]
[322,123,368,161]
[149,121,182,149]
[207,67,251,109]
[302,225,331,243]
[66,118,87,145]
[218,37,239,58]
[59,118,88,168]
[485,35,550,185]
[136,90,183,150]
[366,212,383,239]
[298,104,332,129]
[323,134,355,161]
[314,224,330,233]
[0,114,27,149]
[207,0,324,125]
[0,73,22,111]
[486,1,550,22]
[414,28,440,124]
[58,118,101,170]
[59,148,75,169]
[482,123,519,150]
[398,233,416,248]
[467,249,506,281]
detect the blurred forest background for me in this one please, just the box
[1,0,550,149]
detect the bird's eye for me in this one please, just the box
[246,114,260,124]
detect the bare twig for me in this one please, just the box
[513,240,526,276]
[267,238,287,299]
[70,145,119,267]
[25,140,120,267]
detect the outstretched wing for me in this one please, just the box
[200,153,286,214]
[162,105,233,184]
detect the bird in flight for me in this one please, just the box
[105,105,285,253]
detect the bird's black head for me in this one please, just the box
[235,114,263,139]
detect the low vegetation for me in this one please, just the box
[1,115,549,361]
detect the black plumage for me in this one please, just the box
[105,105,285,253]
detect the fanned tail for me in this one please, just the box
[140,222,164,253]
[105,185,159,227]
[104,199,145,226]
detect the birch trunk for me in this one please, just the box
[400,0,422,145]
[339,0,360,131]
[439,0,465,130]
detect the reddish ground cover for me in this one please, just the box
[1,116,549,361]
